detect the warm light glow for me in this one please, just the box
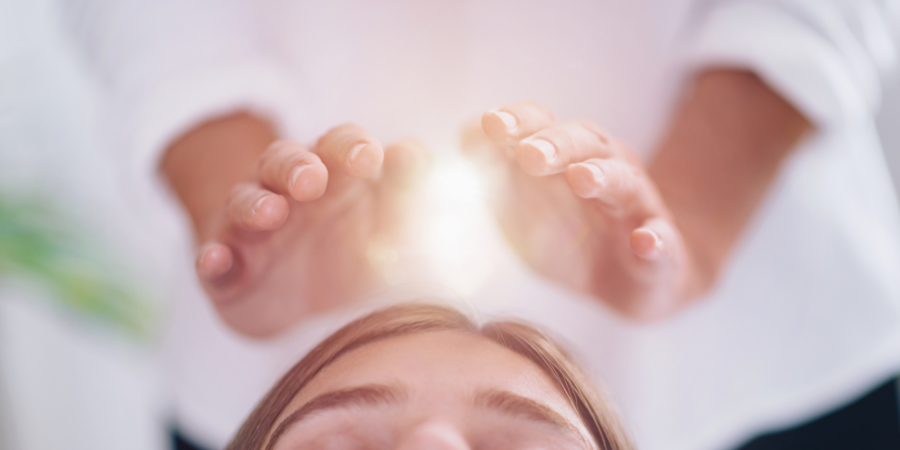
[426,157,485,204]
[403,154,503,295]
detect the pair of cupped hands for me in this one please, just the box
[197,102,695,337]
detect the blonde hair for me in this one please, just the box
[227,303,634,450]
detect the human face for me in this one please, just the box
[265,330,598,450]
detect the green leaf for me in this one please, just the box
[0,196,158,340]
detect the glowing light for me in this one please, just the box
[425,158,486,204]
[402,154,503,295]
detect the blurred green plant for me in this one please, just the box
[0,195,157,340]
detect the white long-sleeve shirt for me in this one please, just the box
[61,1,900,449]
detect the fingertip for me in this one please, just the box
[251,194,290,230]
[565,162,606,198]
[516,138,559,176]
[259,140,324,199]
[197,243,234,280]
[346,141,384,178]
[288,162,328,201]
[482,109,518,142]
[631,228,663,260]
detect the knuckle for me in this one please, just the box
[265,139,292,154]
[226,183,251,202]
[577,120,611,144]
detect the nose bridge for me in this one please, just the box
[394,420,472,450]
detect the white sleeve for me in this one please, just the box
[683,0,900,127]
[58,0,299,221]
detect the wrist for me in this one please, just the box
[650,69,811,300]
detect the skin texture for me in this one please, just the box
[161,69,811,334]
[465,69,811,320]
[264,331,597,450]
[162,114,427,337]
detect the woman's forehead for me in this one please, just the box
[309,331,553,394]
[284,330,580,421]
[261,330,600,450]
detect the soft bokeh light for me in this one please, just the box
[400,153,503,296]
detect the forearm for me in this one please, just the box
[649,69,812,293]
[160,113,278,242]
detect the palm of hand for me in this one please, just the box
[497,164,643,298]
[465,103,695,319]
[198,125,422,336]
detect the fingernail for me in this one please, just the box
[583,163,605,187]
[525,138,557,164]
[648,229,662,249]
[197,244,212,266]
[251,194,269,216]
[348,141,369,164]
[490,110,518,133]
[289,164,308,190]
[640,229,663,259]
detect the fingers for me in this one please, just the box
[197,243,235,281]
[564,157,655,217]
[258,141,329,201]
[517,121,614,176]
[481,103,615,176]
[382,138,429,188]
[225,182,290,232]
[315,123,384,178]
[371,139,431,245]
[629,218,685,289]
[632,228,662,260]
[482,102,556,144]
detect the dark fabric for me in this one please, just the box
[736,378,900,450]
[170,378,900,450]
[171,428,212,450]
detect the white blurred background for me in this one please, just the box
[0,0,168,448]
[0,0,898,449]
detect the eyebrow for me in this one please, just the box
[473,389,582,437]
[266,384,405,450]
[268,386,587,449]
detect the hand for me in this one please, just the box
[192,124,426,337]
[463,102,702,319]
